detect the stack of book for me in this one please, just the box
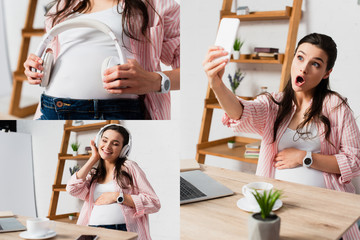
[244,140,261,158]
[252,47,279,60]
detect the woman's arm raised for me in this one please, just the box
[203,46,243,120]
[76,140,100,181]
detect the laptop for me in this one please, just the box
[180,159,234,205]
[0,217,26,233]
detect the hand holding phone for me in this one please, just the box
[76,235,98,240]
[214,18,241,61]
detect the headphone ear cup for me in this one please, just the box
[101,56,120,78]
[40,51,54,87]
[119,144,130,158]
[94,129,102,148]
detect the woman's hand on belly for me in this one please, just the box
[102,59,161,95]
[94,192,118,205]
[274,148,305,169]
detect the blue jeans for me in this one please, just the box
[89,224,127,231]
[39,94,145,120]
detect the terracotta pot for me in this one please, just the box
[248,213,280,240]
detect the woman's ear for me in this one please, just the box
[323,68,333,80]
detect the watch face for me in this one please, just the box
[164,79,170,91]
[304,158,312,165]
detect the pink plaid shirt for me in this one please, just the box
[223,93,360,239]
[45,0,180,119]
[66,160,160,240]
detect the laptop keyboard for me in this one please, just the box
[180,176,206,201]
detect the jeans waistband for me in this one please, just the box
[40,93,146,120]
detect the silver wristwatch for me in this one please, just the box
[156,72,171,93]
[303,151,313,167]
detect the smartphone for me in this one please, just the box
[214,18,241,61]
[76,235,99,240]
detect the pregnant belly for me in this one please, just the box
[274,166,326,188]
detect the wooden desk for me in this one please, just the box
[1,216,137,240]
[181,165,360,240]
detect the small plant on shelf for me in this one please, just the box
[233,38,244,60]
[233,38,244,51]
[69,164,80,176]
[227,140,235,149]
[228,69,245,94]
[71,142,80,156]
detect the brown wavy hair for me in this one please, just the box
[265,33,349,145]
[90,125,134,189]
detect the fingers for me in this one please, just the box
[102,59,139,77]
[24,54,44,85]
[103,80,141,95]
[202,48,228,67]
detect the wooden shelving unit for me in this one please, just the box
[196,0,302,164]
[48,120,119,222]
[230,54,284,64]
[9,0,45,117]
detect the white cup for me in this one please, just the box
[242,182,273,206]
[26,217,55,237]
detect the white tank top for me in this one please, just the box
[45,5,137,99]
[88,181,125,225]
[274,123,326,188]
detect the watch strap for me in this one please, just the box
[156,71,170,93]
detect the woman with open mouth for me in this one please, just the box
[203,33,360,239]
[66,124,160,239]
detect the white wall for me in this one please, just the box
[16,120,179,240]
[3,0,180,119]
[180,0,360,176]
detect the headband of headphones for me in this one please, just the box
[35,18,124,64]
[95,124,132,158]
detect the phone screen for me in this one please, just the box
[76,235,98,240]
[214,18,240,61]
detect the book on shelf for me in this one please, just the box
[252,53,278,60]
[254,47,279,53]
[245,140,261,150]
[257,52,278,57]
[244,150,259,158]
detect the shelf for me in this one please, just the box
[49,212,79,223]
[205,96,254,109]
[222,6,292,21]
[64,122,109,132]
[53,184,67,192]
[197,136,259,164]
[230,54,284,64]
[59,154,90,161]
[22,28,45,37]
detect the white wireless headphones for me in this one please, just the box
[33,18,125,87]
[94,124,132,158]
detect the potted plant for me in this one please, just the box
[228,69,246,94]
[71,142,80,156]
[68,214,75,221]
[248,189,282,240]
[227,140,236,149]
[69,164,80,176]
[233,38,244,60]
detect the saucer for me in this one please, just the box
[237,197,282,213]
[19,230,56,239]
